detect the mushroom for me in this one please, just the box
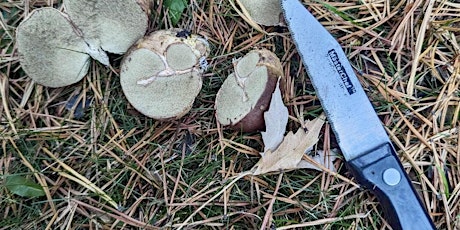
[215,49,283,132]
[63,0,148,55]
[238,0,283,26]
[15,0,148,88]
[120,29,210,120]
[16,8,91,88]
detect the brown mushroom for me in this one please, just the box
[215,49,283,132]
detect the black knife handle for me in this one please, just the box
[347,143,435,230]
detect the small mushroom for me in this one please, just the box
[120,29,210,120]
[238,0,283,26]
[215,49,283,132]
[15,0,148,88]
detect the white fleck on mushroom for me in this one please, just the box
[215,49,284,132]
[120,29,210,120]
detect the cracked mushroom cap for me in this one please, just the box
[215,49,283,132]
[64,0,148,54]
[16,8,91,88]
[16,0,148,88]
[120,29,210,120]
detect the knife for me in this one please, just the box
[281,1,435,229]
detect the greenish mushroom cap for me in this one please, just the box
[64,0,148,54]
[16,8,90,88]
[239,0,283,26]
[120,29,210,120]
[16,0,148,88]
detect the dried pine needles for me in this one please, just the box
[1,0,460,229]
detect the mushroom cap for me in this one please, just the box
[239,0,283,26]
[132,29,209,59]
[120,29,210,120]
[215,49,283,132]
[64,0,148,54]
[16,8,90,88]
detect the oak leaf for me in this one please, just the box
[254,114,331,175]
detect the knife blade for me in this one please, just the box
[281,1,435,229]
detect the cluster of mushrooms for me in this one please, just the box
[16,0,284,132]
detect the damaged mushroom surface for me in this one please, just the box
[120,29,210,120]
[215,49,283,132]
[15,0,148,88]
[64,0,147,55]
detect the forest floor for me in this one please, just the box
[1,0,459,229]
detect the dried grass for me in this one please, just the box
[1,0,459,229]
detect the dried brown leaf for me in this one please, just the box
[253,114,326,175]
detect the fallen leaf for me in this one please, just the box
[5,175,45,198]
[253,114,328,175]
[163,0,187,25]
[261,79,288,152]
